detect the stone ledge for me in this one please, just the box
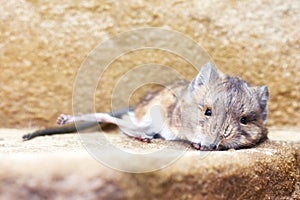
[0,129,299,199]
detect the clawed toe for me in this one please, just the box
[191,143,201,150]
[136,137,151,143]
[56,114,69,125]
[128,136,151,143]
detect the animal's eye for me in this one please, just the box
[240,117,247,125]
[205,108,212,116]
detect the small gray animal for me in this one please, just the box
[23,62,269,150]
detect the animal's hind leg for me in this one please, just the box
[57,113,118,125]
[57,113,156,140]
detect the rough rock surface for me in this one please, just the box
[0,0,300,128]
[0,129,299,199]
[1,0,299,198]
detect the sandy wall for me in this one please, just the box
[0,0,299,128]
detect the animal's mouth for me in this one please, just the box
[190,135,269,150]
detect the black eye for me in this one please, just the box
[240,117,247,125]
[205,108,212,116]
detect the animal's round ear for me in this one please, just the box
[257,86,269,124]
[189,62,220,92]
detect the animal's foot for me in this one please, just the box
[191,143,201,150]
[135,137,151,143]
[57,114,72,125]
[128,136,151,143]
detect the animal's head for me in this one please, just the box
[185,62,269,150]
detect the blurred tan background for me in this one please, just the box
[0,0,299,128]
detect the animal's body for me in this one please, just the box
[23,63,269,150]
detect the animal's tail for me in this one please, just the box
[22,108,133,141]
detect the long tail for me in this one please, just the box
[22,108,133,141]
